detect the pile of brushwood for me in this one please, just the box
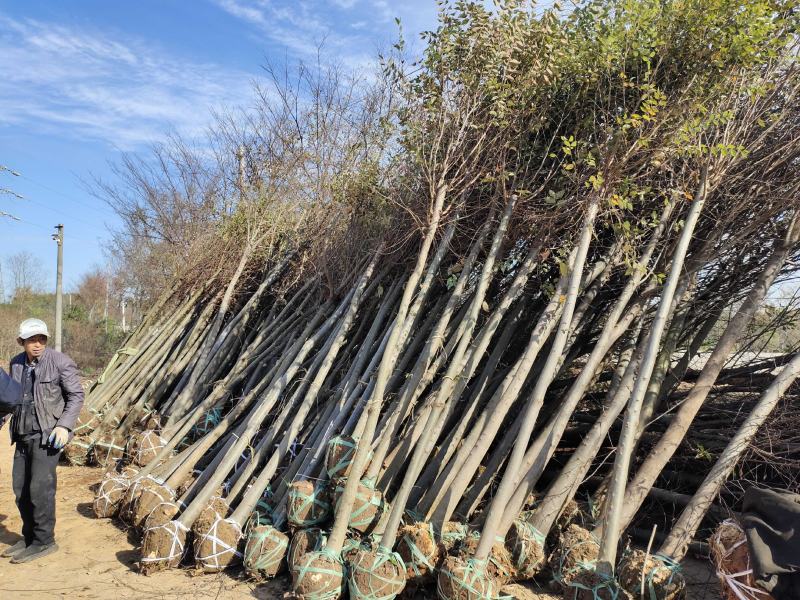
[75,1,800,599]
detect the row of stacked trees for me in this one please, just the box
[80,1,799,599]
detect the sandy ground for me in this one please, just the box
[0,439,724,600]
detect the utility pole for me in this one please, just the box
[52,224,64,351]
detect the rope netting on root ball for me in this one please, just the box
[288,479,333,528]
[334,480,387,534]
[617,550,685,600]
[244,524,289,579]
[346,548,406,600]
[396,522,439,582]
[710,520,774,600]
[139,520,189,574]
[93,473,130,518]
[132,429,168,467]
[194,515,243,572]
[291,549,345,600]
[506,518,546,579]
[436,556,497,600]
[550,525,600,589]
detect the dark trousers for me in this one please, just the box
[12,433,59,546]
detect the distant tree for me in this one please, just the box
[7,251,46,298]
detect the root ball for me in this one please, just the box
[139,520,188,574]
[326,436,357,480]
[459,532,516,585]
[65,435,93,466]
[439,521,468,552]
[396,522,439,581]
[133,483,175,530]
[287,479,333,528]
[119,476,161,525]
[436,556,497,600]
[133,430,168,467]
[291,550,344,600]
[244,524,288,579]
[567,568,630,600]
[92,435,126,468]
[334,480,387,534]
[143,501,179,532]
[194,515,243,572]
[93,474,129,519]
[506,519,546,579]
[347,549,406,600]
[288,528,327,570]
[617,550,685,600]
[550,524,599,588]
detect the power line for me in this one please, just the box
[17,173,117,219]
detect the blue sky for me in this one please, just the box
[0,0,441,293]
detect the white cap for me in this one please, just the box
[18,318,49,340]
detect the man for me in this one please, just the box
[2,318,84,563]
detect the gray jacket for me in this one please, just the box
[10,347,84,437]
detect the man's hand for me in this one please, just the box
[48,426,69,450]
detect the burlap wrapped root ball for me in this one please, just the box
[287,479,333,528]
[244,524,289,579]
[92,435,126,468]
[397,522,440,582]
[132,482,175,530]
[506,518,546,579]
[144,412,163,432]
[288,527,327,570]
[549,525,600,589]
[192,496,231,536]
[618,550,685,600]
[64,434,93,466]
[139,519,189,574]
[193,515,243,572]
[347,548,406,600]
[458,533,517,585]
[325,435,358,480]
[291,550,345,600]
[133,429,168,467]
[334,480,387,535]
[93,474,130,518]
[437,556,497,600]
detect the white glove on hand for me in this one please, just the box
[48,426,69,450]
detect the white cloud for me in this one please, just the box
[0,14,255,149]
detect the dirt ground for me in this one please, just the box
[0,439,724,600]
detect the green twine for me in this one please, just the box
[437,522,467,547]
[288,481,332,527]
[289,528,327,566]
[292,549,344,600]
[343,483,385,530]
[511,519,546,575]
[437,558,496,600]
[191,407,223,438]
[565,565,622,600]
[554,534,600,587]
[347,549,406,600]
[244,525,288,575]
[400,523,436,579]
[326,436,357,479]
[640,553,683,600]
